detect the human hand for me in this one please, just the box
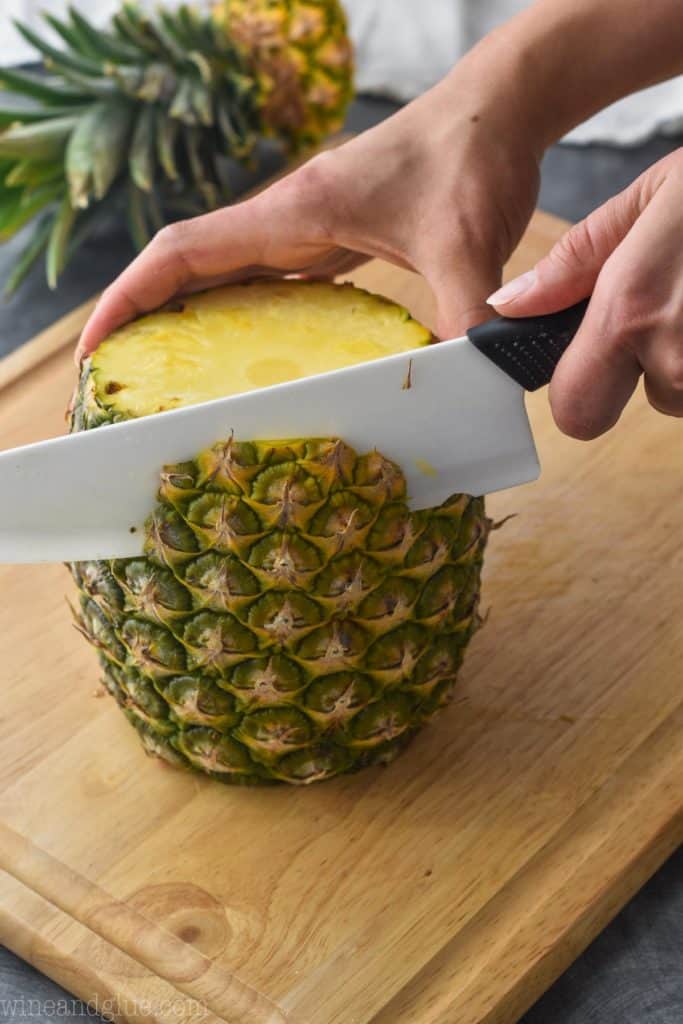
[75,66,541,362]
[488,149,683,438]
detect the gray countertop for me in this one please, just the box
[1,96,681,1024]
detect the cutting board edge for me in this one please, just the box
[285,701,683,1024]
[0,887,216,1024]
[375,775,683,1024]
[3,790,680,1024]
[0,822,295,1024]
[485,818,683,1024]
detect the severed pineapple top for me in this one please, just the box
[88,280,432,420]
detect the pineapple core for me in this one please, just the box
[91,280,431,418]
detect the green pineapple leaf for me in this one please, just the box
[13,20,101,78]
[1,0,354,291]
[3,215,52,297]
[46,192,77,288]
[0,66,87,104]
[66,7,139,64]
[129,104,157,192]
[0,116,78,161]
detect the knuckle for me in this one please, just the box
[593,280,658,351]
[655,145,683,182]
[547,218,600,274]
[277,151,344,232]
[151,220,192,251]
[613,282,653,328]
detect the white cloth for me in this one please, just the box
[343,0,683,145]
[2,0,682,146]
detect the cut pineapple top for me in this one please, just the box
[89,281,432,419]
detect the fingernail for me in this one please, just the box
[487,269,537,306]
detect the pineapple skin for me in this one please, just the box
[216,0,354,146]
[70,287,490,786]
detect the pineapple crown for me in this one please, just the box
[0,1,353,294]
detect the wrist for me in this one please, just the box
[428,37,553,164]
[437,0,683,156]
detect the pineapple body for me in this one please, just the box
[71,282,489,785]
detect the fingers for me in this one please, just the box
[487,168,652,316]
[75,155,343,362]
[75,196,294,362]
[642,338,683,417]
[483,152,683,438]
[547,294,642,439]
[427,252,501,339]
[548,175,683,437]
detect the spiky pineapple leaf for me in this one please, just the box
[179,6,216,52]
[133,63,174,104]
[189,79,213,127]
[0,181,62,240]
[129,104,157,191]
[53,67,118,99]
[0,103,90,128]
[13,20,101,78]
[5,158,62,188]
[0,0,354,291]
[91,100,135,200]
[113,7,160,59]
[65,99,134,208]
[0,116,77,161]
[145,18,187,66]
[0,66,87,105]
[46,193,77,288]
[169,78,197,125]
[3,214,53,297]
[182,125,218,209]
[145,185,165,233]
[158,9,195,53]
[155,114,180,181]
[126,179,151,249]
[42,12,93,56]
[67,7,139,64]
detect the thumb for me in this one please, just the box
[486,178,648,316]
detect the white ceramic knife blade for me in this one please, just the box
[0,335,539,564]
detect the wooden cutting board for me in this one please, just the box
[1,211,681,1024]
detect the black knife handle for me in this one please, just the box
[467,298,589,391]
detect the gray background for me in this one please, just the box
[1,96,681,1023]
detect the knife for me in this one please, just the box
[0,299,588,564]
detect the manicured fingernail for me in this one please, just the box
[487,269,536,306]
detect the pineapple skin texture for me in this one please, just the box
[70,292,490,786]
[215,0,354,146]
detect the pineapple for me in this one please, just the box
[70,281,490,785]
[215,0,354,145]
[0,1,353,293]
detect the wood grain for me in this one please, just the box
[1,209,681,1024]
